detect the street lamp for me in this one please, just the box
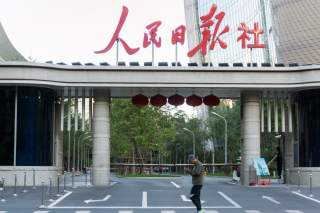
[183,128,195,156]
[211,111,228,164]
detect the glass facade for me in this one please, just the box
[0,87,15,165]
[0,86,55,166]
[297,90,320,167]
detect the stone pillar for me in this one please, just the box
[284,134,294,183]
[241,91,261,186]
[92,90,110,186]
[55,102,64,173]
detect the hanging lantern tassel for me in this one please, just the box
[203,95,220,107]
[168,94,185,106]
[150,94,167,107]
[186,94,202,107]
[132,94,149,108]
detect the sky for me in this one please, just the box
[0,0,189,65]
[0,0,197,116]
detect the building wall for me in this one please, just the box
[271,0,320,65]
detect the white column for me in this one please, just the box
[274,98,279,133]
[288,98,293,132]
[89,89,93,131]
[75,89,78,131]
[281,99,286,132]
[285,98,294,183]
[82,88,85,131]
[92,89,110,186]
[55,101,64,172]
[267,98,271,132]
[241,91,261,186]
[261,99,264,132]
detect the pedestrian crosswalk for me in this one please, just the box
[0,210,308,213]
[4,210,301,213]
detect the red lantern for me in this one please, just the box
[186,95,202,106]
[168,94,184,106]
[132,94,148,108]
[203,95,220,107]
[150,94,167,107]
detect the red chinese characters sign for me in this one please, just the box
[95,4,265,58]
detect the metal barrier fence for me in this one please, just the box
[110,163,240,176]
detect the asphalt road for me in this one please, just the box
[1,175,320,213]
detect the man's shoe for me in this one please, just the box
[198,210,205,213]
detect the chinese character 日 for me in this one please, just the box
[171,25,186,45]
[188,4,230,58]
[94,6,140,55]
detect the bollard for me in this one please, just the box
[63,171,67,192]
[297,170,301,192]
[0,177,6,202]
[39,182,45,208]
[22,172,27,193]
[32,169,36,189]
[72,168,75,188]
[85,172,88,187]
[56,175,61,197]
[13,174,18,197]
[309,173,313,197]
[286,169,289,187]
[89,168,92,186]
[49,178,52,196]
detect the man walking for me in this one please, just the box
[185,154,204,213]
[268,146,283,183]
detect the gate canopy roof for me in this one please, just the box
[0,62,319,98]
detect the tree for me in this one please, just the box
[111,99,176,167]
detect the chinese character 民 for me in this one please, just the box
[143,21,162,48]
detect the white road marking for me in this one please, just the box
[161,211,175,213]
[75,211,91,213]
[262,195,280,204]
[47,190,72,208]
[218,191,242,208]
[245,210,262,213]
[170,181,180,188]
[0,212,7,213]
[180,195,191,202]
[110,182,118,186]
[84,195,111,204]
[33,211,49,213]
[285,210,304,213]
[205,211,219,213]
[48,206,241,209]
[118,211,133,213]
[292,191,320,204]
[180,195,205,203]
[142,191,148,208]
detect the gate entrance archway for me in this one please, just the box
[1,62,319,186]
